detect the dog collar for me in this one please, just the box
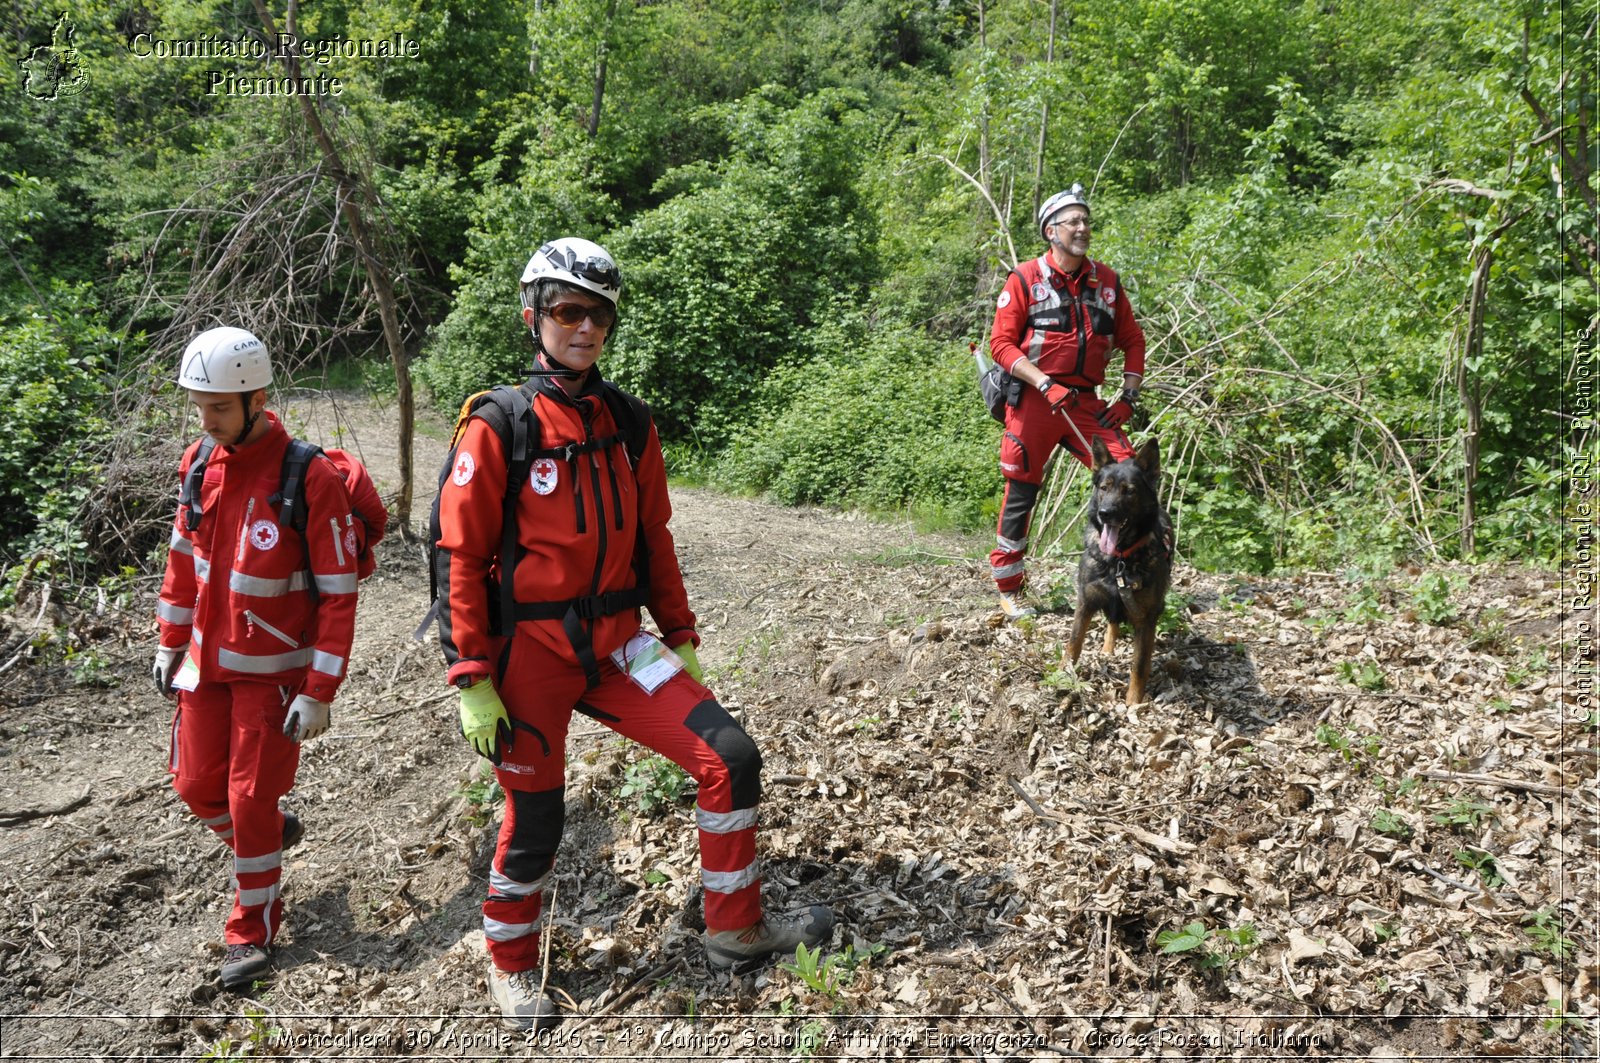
[1108,532,1152,559]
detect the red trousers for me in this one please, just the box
[168,679,299,946]
[990,386,1132,591]
[483,634,763,973]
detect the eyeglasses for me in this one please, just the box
[544,301,617,330]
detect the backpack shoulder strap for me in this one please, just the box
[179,437,218,532]
[272,439,326,536]
[599,382,652,466]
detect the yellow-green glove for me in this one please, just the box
[674,642,704,684]
[458,680,512,764]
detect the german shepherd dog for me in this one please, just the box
[1066,437,1174,706]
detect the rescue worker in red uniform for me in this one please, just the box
[988,184,1148,620]
[153,326,358,988]
[434,238,833,1030]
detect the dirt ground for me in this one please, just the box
[0,394,1594,1061]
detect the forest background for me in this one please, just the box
[0,0,1593,598]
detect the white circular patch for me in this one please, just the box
[531,458,559,496]
[343,527,358,558]
[1031,282,1050,302]
[452,451,476,487]
[249,519,280,551]
[996,290,1011,309]
[1104,288,1116,304]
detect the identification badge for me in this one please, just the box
[171,652,201,693]
[609,631,683,695]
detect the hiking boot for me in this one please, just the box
[280,810,304,852]
[704,905,834,969]
[998,589,1037,622]
[219,943,271,989]
[487,963,561,1031]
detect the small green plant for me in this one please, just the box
[1155,920,1255,974]
[1375,775,1421,803]
[1506,648,1551,688]
[796,1018,826,1058]
[1341,584,1386,624]
[1524,909,1574,959]
[1158,592,1193,635]
[1433,798,1493,831]
[1487,697,1514,714]
[1370,808,1413,839]
[456,771,503,829]
[1337,659,1387,691]
[1466,608,1509,652]
[1315,723,1354,760]
[1041,665,1084,693]
[1454,848,1505,889]
[619,755,691,816]
[1407,572,1462,625]
[1543,999,1586,1033]
[1374,921,1397,943]
[780,941,843,998]
[65,646,115,688]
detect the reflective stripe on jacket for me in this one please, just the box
[989,255,1147,387]
[156,412,359,702]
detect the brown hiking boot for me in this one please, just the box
[704,905,834,969]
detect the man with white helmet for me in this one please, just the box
[154,325,359,988]
[987,184,1149,620]
[433,237,833,1030]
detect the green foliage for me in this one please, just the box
[1523,908,1574,960]
[0,284,116,564]
[456,769,504,830]
[715,328,997,528]
[1369,809,1413,840]
[1156,920,1257,974]
[1407,572,1463,625]
[619,754,691,817]
[606,88,879,446]
[1454,847,1505,889]
[1338,660,1388,692]
[1432,798,1493,831]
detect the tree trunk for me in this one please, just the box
[588,0,620,141]
[1458,248,1490,556]
[251,0,416,535]
[529,0,543,80]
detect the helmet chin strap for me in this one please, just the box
[233,394,261,446]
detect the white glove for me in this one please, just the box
[282,695,331,742]
[152,644,186,700]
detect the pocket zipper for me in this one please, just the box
[243,609,297,648]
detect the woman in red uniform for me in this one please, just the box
[433,238,832,1029]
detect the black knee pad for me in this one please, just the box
[501,787,565,884]
[685,699,762,808]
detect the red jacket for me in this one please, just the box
[156,413,359,702]
[435,376,697,687]
[990,255,1146,387]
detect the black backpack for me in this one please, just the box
[418,380,653,684]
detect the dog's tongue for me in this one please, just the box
[1099,523,1119,555]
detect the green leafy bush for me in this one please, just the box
[715,326,998,529]
[0,285,116,564]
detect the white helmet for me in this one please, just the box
[1037,183,1090,240]
[519,237,621,310]
[179,326,272,392]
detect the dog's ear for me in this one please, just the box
[1135,437,1160,481]
[1090,436,1114,471]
